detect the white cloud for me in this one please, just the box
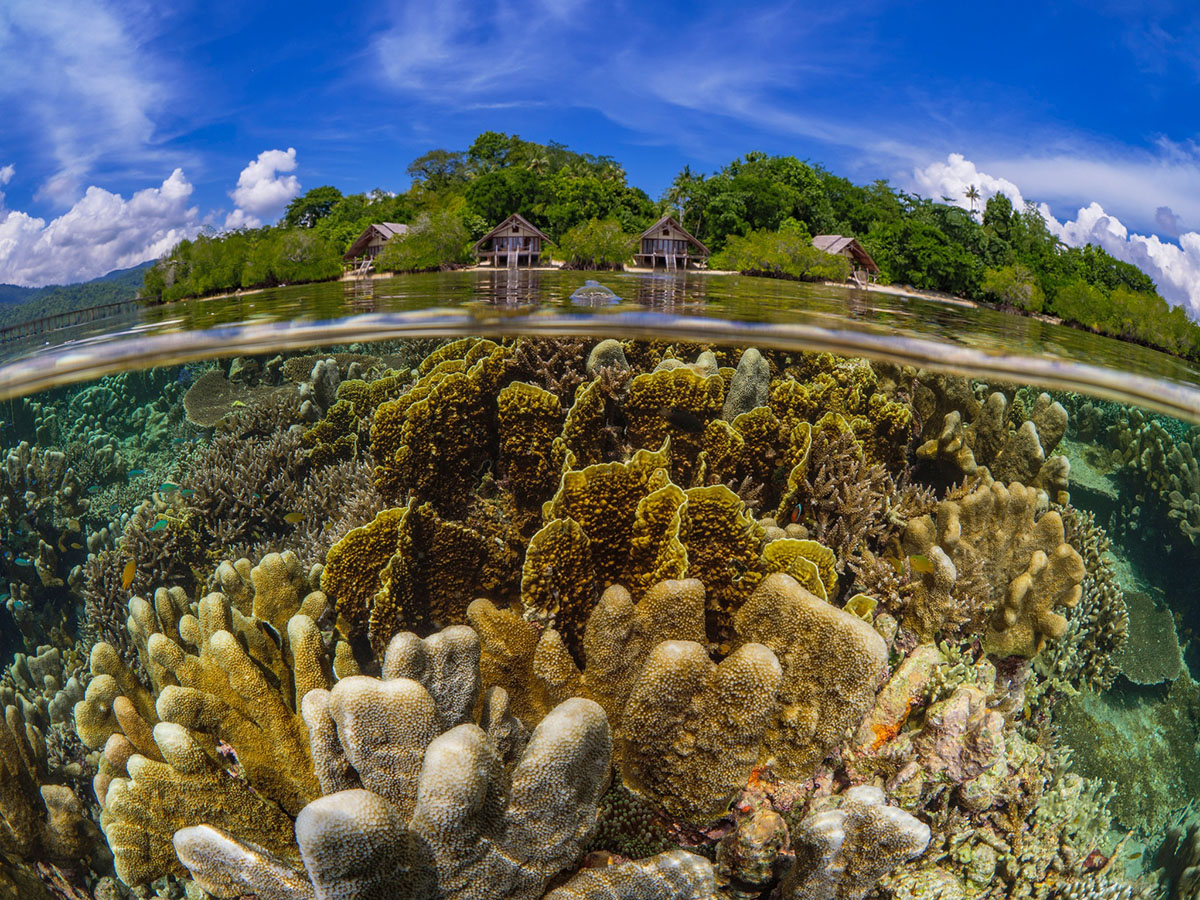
[0,165,13,187]
[226,148,301,228]
[0,2,172,205]
[911,154,1200,317]
[1039,201,1200,316]
[911,153,1027,215]
[0,169,201,286]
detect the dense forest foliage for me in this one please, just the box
[0,263,149,328]
[137,131,1200,360]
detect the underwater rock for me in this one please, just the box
[1113,590,1181,685]
[586,339,630,377]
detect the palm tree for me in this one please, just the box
[526,154,549,176]
[964,185,981,216]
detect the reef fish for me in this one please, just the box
[128,469,148,477]
[121,559,137,590]
[148,519,168,532]
[908,554,935,575]
[283,512,305,524]
[159,482,181,493]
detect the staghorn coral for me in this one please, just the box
[796,427,895,572]
[902,480,1084,656]
[184,412,309,548]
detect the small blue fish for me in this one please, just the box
[87,485,103,494]
[109,502,120,513]
[180,488,195,497]
[148,519,168,532]
[172,437,185,444]
[12,600,22,611]
[159,482,181,493]
[13,557,31,566]
[128,469,148,477]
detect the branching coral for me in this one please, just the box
[902,480,1084,656]
[74,552,337,884]
[472,572,885,820]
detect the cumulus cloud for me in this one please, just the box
[225,148,301,228]
[1156,205,1181,237]
[911,153,1027,215]
[0,169,201,286]
[911,153,1200,317]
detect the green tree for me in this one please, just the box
[556,218,636,270]
[374,208,471,273]
[712,227,851,282]
[283,186,344,228]
[407,149,467,191]
[981,264,1045,312]
[982,193,1014,241]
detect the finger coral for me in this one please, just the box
[902,479,1084,656]
[172,626,624,900]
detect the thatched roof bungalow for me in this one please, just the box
[635,215,709,270]
[474,214,550,268]
[812,235,880,283]
[343,223,410,262]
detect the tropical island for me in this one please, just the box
[138,131,1197,361]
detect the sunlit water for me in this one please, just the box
[1,270,1198,900]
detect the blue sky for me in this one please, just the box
[2,0,1200,310]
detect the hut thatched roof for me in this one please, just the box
[473,213,552,251]
[343,222,410,260]
[813,234,879,273]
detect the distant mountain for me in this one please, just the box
[0,262,152,329]
[0,284,40,305]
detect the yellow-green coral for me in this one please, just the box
[322,506,408,639]
[902,480,1084,655]
[497,381,565,506]
[624,366,725,484]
